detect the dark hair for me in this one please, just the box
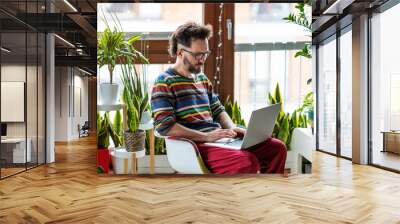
[168,22,212,57]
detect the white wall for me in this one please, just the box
[1,63,46,164]
[1,65,31,138]
[55,67,89,141]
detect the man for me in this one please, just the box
[151,22,286,174]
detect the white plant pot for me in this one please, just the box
[111,147,145,174]
[100,83,119,105]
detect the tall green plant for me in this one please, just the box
[97,12,148,83]
[97,113,110,148]
[111,110,123,147]
[297,92,314,125]
[121,63,149,134]
[97,112,110,149]
[99,12,150,134]
[224,96,246,127]
[104,112,122,147]
[145,132,166,155]
[267,84,308,150]
[97,112,123,148]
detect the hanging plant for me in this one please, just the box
[283,2,312,59]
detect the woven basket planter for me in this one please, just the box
[124,129,146,152]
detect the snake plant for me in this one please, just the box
[267,83,308,150]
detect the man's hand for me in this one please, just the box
[204,128,237,142]
[231,127,247,138]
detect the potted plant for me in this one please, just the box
[267,83,308,150]
[97,13,148,105]
[121,62,149,153]
[97,112,110,173]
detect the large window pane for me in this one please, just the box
[98,64,171,101]
[317,36,337,154]
[340,28,352,158]
[371,4,400,171]
[1,31,27,177]
[97,3,203,39]
[235,3,309,44]
[234,3,312,122]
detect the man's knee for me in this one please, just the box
[237,152,260,173]
[268,138,287,157]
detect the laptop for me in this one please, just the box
[204,103,281,150]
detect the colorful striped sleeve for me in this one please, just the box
[151,74,176,136]
[205,77,225,121]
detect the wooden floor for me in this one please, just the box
[372,150,400,171]
[1,136,400,223]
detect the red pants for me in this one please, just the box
[197,138,287,174]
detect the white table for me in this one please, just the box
[1,138,31,163]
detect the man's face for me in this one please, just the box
[179,39,210,74]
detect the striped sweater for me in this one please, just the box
[151,68,225,135]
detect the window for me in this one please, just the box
[0,1,46,179]
[98,3,203,39]
[371,4,400,171]
[317,36,337,154]
[234,3,312,122]
[340,27,352,158]
[98,64,171,98]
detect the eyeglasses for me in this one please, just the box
[181,48,211,60]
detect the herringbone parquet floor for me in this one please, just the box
[1,135,400,223]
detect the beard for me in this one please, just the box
[183,57,203,74]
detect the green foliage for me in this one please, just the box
[295,44,311,59]
[297,92,313,113]
[267,84,309,150]
[268,83,284,112]
[111,110,123,147]
[113,110,123,136]
[224,96,246,127]
[154,137,166,155]
[121,63,149,134]
[97,11,148,84]
[97,112,110,148]
[98,12,150,135]
[97,112,123,148]
[296,92,314,125]
[145,132,166,155]
[283,2,312,59]
[96,166,104,174]
[283,2,311,32]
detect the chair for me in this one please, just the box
[78,121,90,138]
[286,128,314,174]
[155,132,210,174]
[158,128,314,174]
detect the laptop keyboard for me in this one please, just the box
[215,137,242,144]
